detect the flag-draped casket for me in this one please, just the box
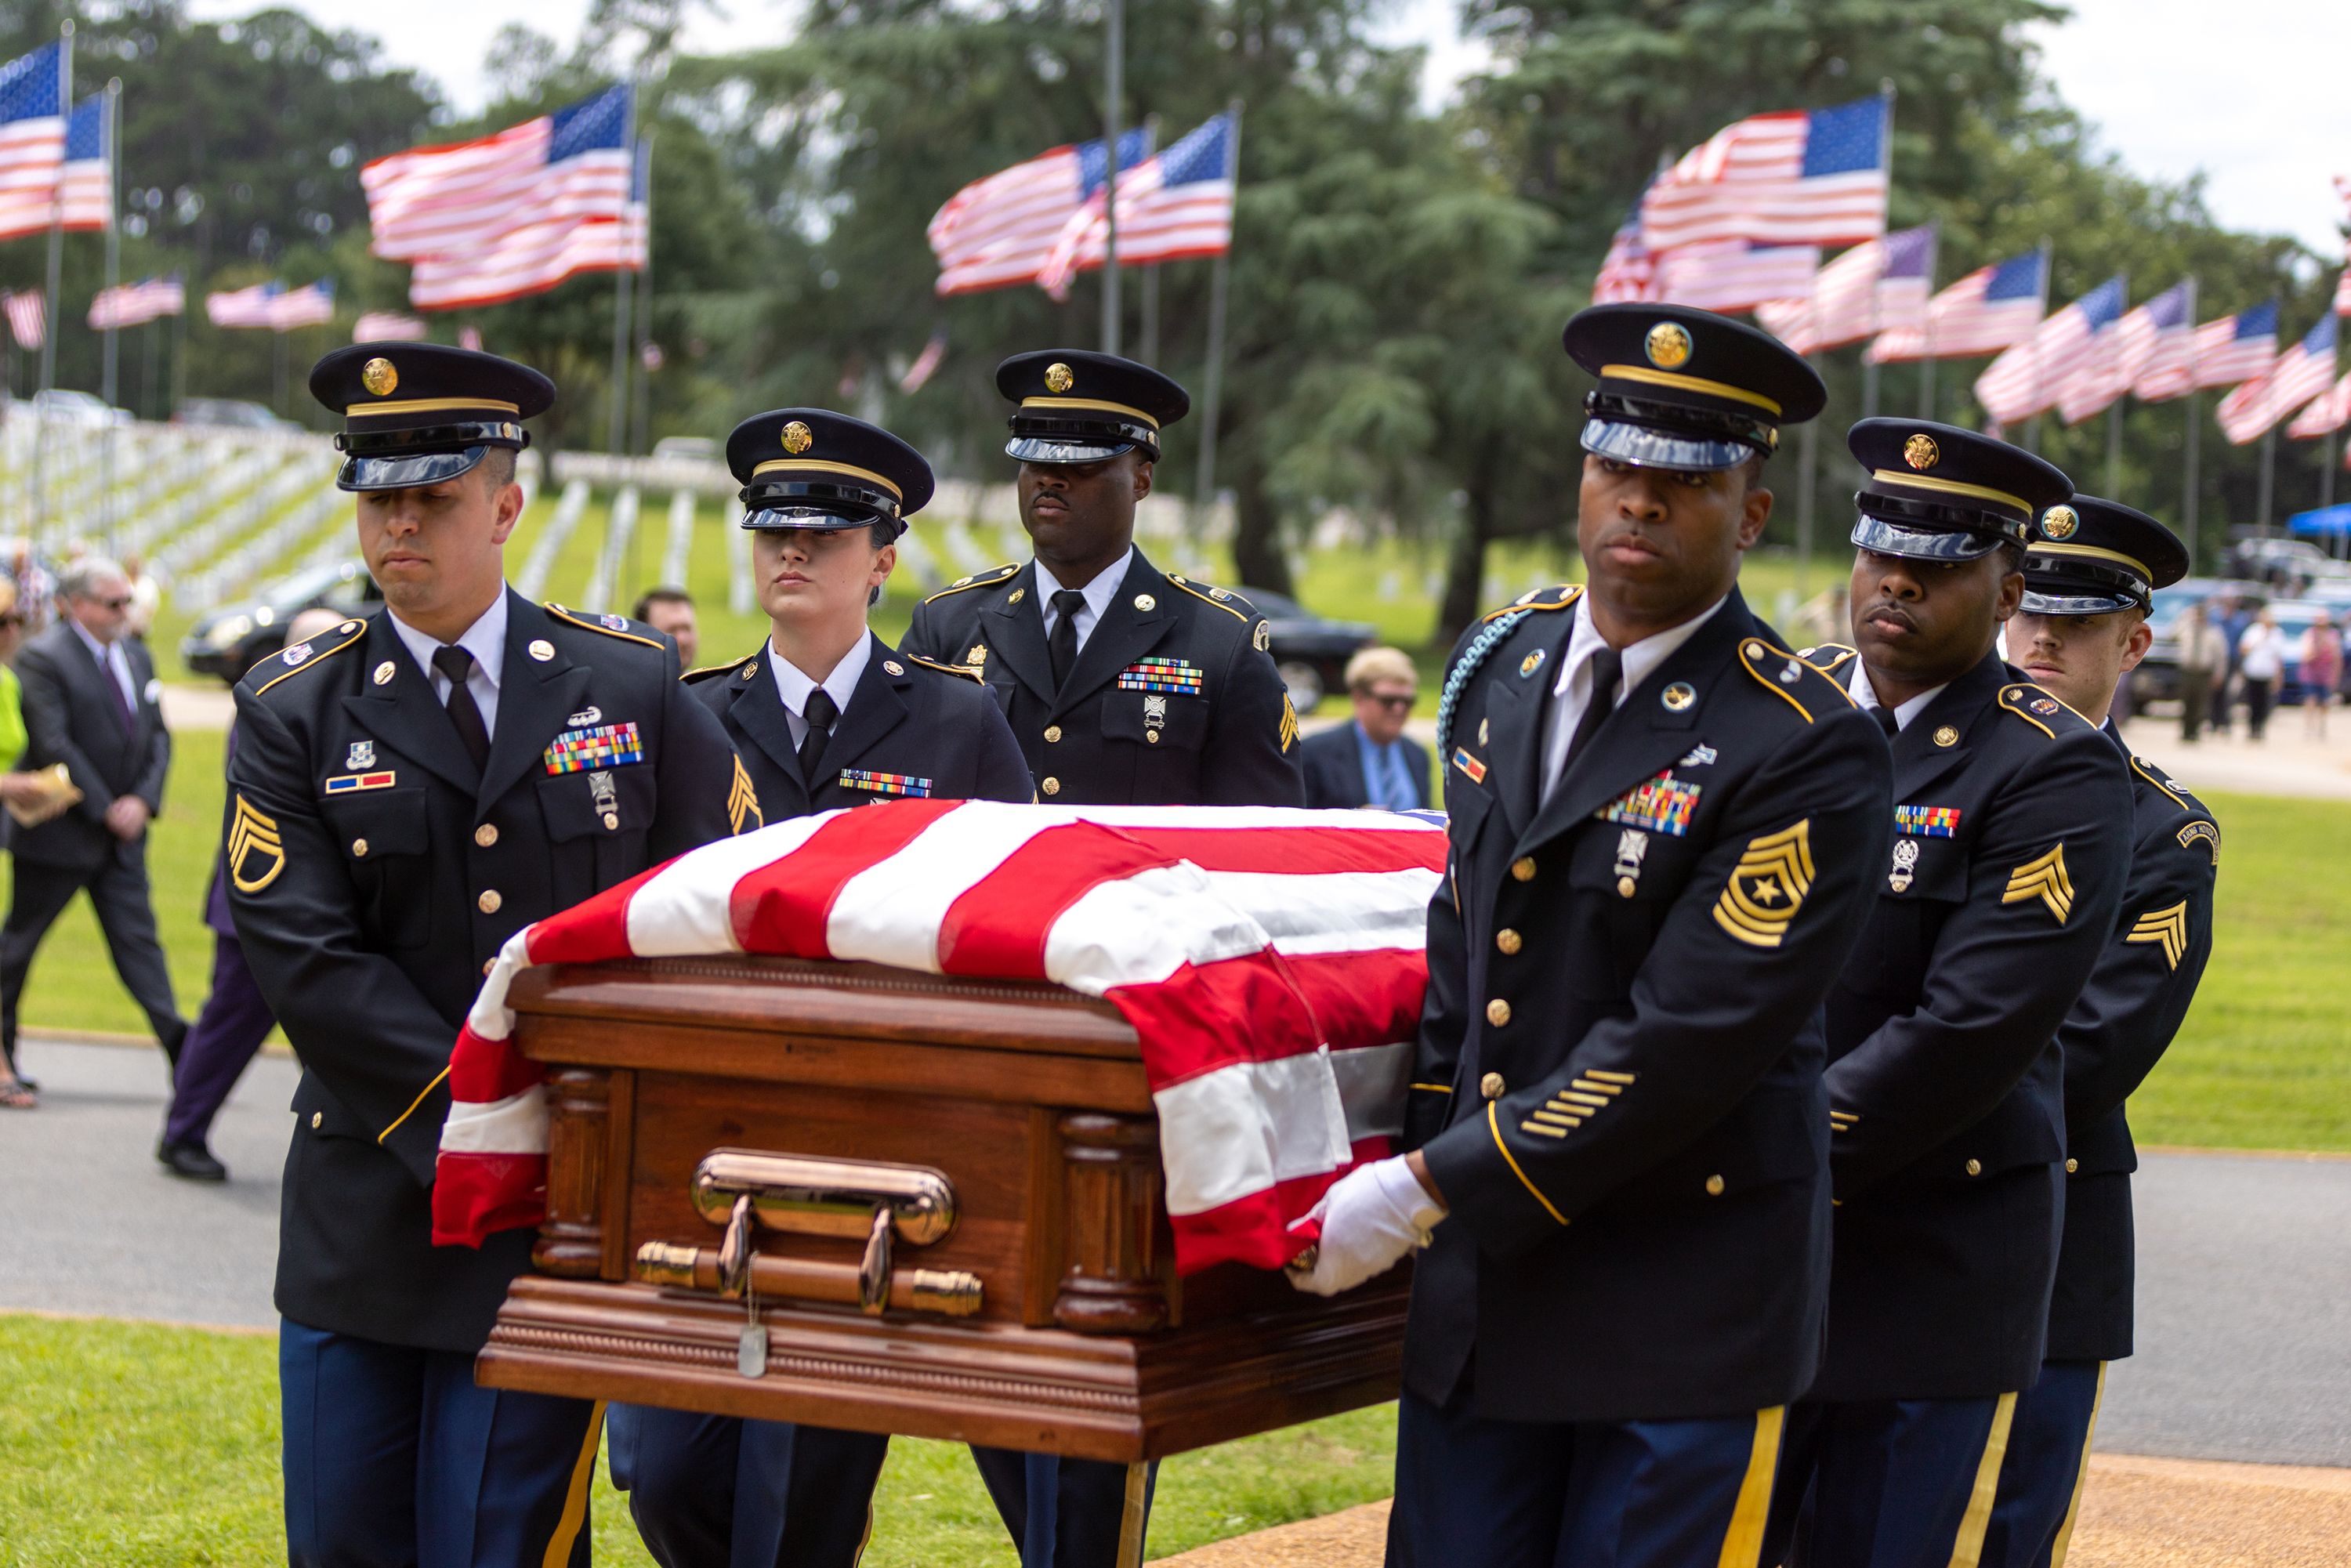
[455,801,1443,1461]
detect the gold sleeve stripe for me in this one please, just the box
[726,755,763,835]
[1279,693,1299,753]
[1409,1081,1454,1094]
[1712,820,1815,948]
[1569,1078,1624,1096]
[226,795,287,893]
[2002,844,2076,924]
[1488,1102,1567,1226]
[2125,900,2190,970]
[1583,1068,1637,1085]
[378,1064,452,1145]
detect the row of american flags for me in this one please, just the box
[1595,93,2351,451]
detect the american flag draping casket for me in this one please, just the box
[441,801,1445,1461]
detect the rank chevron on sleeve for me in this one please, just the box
[2002,843,2076,924]
[2125,900,2191,970]
[1712,820,1814,949]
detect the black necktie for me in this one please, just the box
[1874,706,1901,740]
[1048,589,1089,690]
[799,687,839,786]
[101,647,136,737]
[1559,646,1625,773]
[431,644,491,772]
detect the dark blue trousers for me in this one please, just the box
[1981,1360,2106,1568]
[281,1320,603,1568]
[1387,1384,1784,1568]
[1766,1394,2016,1568]
[163,933,275,1146]
[967,1447,1156,1568]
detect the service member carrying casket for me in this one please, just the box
[1295,304,1893,1568]
[1980,499,2218,1568]
[1764,425,2135,1567]
[226,344,743,1568]
[610,409,1032,1568]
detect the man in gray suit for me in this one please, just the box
[1,556,185,1087]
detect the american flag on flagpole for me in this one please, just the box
[897,328,948,393]
[267,280,335,330]
[2285,366,2351,439]
[87,275,183,330]
[2138,300,2276,401]
[1868,249,2045,364]
[405,130,647,311]
[2336,176,2349,316]
[1654,240,1820,314]
[353,310,429,342]
[1640,96,1889,253]
[207,281,281,328]
[1756,223,1935,354]
[927,128,1148,296]
[2062,279,2191,420]
[363,83,634,262]
[56,92,107,231]
[2218,312,2338,444]
[2,288,44,349]
[1038,112,1236,301]
[0,42,66,243]
[433,802,1446,1273]
[1592,197,1660,303]
[1976,275,2126,425]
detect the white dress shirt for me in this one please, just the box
[1540,595,1730,803]
[69,617,141,716]
[1034,546,1137,657]
[1846,661,1947,732]
[767,631,873,748]
[389,591,508,738]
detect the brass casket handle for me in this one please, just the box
[636,1150,981,1319]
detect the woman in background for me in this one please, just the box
[2299,609,2342,741]
[0,575,39,1107]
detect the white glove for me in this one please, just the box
[1286,1156,1447,1297]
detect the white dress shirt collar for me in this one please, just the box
[389,589,509,736]
[1034,546,1137,654]
[768,630,874,747]
[68,617,138,708]
[1540,593,1730,801]
[1846,661,1947,731]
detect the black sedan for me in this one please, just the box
[1240,588,1378,712]
[181,559,383,684]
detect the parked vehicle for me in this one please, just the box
[28,388,132,426]
[181,559,382,683]
[1237,588,1378,712]
[174,397,302,433]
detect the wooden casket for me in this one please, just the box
[477,953,1409,1464]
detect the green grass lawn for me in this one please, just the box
[0,1314,1396,1567]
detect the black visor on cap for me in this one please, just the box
[336,447,490,493]
[1851,512,2012,563]
[741,505,905,538]
[1581,416,1750,473]
[1005,434,1139,465]
[2021,555,2150,614]
[2020,585,2143,616]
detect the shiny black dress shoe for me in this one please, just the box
[157,1138,229,1182]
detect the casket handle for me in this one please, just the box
[690,1150,958,1246]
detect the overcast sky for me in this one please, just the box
[187,0,2350,258]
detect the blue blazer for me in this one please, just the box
[1299,719,1429,811]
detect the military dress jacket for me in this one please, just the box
[685,632,1034,818]
[2043,722,2217,1362]
[899,549,1303,807]
[1799,643,2134,1401]
[225,592,741,1353]
[1403,586,1889,1425]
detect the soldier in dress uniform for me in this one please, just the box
[226,343,742,1567]
[1980,499,2217,1567]
[1764,423,2135,1567]
[899,349,1302,813]
[610,408,1031,1568]
[1293,303,1891,1568]
[898,348,1299,1567]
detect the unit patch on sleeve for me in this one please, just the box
[1712,820,1813,949]
[1596,770,1703,837]
[543,721,644,774]
[837,770,933,798]
[2176,820,2220,864]
[1115,657,1205,695]
[2001,843,2076,924]
[1893,804,1962,837]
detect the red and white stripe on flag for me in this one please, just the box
[1639,107,1886,252]
[2219,320,2337,444]
[57,157,107,232]
[408,212,643,312]
[354,311,429,342]
[927,144,1086,296]
[1655,241,1820,315]
[2,288,43,349]
[2286,368,2351,440]
[432,802,1447,1274]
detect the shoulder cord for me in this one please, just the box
[1433,608,1529,760]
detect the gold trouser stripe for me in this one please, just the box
[1601,364,1784,415]
[1717,1405,1785,1568]
[1871,469,2030,516]
[1487,1102,1567,1226]
[1947,1391,2020,1568]
[2048,1365,2108,1568]
[377,1065,451,1145]
[540,1399,606,1568]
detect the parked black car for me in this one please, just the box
[1239,588,1378,712]
[181,559,383,684]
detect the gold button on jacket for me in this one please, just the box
[1494,928,1522,955]
[1480,1071,1506,1100]
[473,824,498,848]
[1485,998,1512,1027]
[476,889,502,914]
[1510,856,1537,882]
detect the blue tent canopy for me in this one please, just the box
[2288,503,2351,538]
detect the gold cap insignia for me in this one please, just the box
[1045,361,1075,393]
[360,357,397,397]
[1645,321,1692,370]
[2040,505,2079,540]
[781,420,813,454]
[1904,433,1940,471]
[1661,681,1697,712]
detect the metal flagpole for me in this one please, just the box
[1918,234,1940,420]
[607,77,638,456]
[99,78,121,549]
[33,21,71,549]
[1136,114,1160,365]
[2256,427,2275,535]
[168,273,187,415]
[631,132,654,457]
[2181,279,2200,568]
[1099,0,1124,356]
[2024,238,2052,452]
[1189,99,1242,534]
[2324,430,2338,514]
[1861,78,1892,426]
[2102,270,2127,499]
